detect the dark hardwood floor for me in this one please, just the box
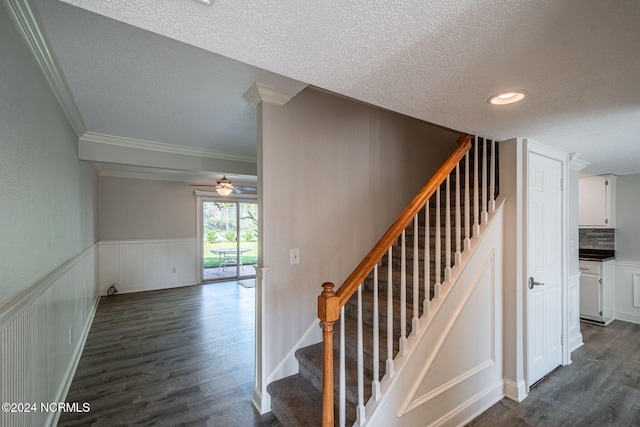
[61,283,640,427]
[468,320,640,427]
[59,281,281,427]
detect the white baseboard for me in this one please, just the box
[615,310,640,325]
[266,320,322,384]
[257,319,322,413]
[503,379,527,402]
[252,385,271,415]
[100,280,198,295]
[569,332,584,353]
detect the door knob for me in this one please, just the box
[528,277,544,289]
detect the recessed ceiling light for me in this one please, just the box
[488,91,526,105]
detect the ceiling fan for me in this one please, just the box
[189,175,257,196]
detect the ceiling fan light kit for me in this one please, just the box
[215,175,234,196]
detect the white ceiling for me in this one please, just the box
[33,0,640,176]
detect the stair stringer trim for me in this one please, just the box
[363,197,506,427]
[261,318,322,411]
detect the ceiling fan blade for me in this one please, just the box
[234,186,257,192]
[189,183,257,194]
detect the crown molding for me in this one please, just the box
[3,0,87,137]
[243,82,300,106]
[568,153,590,171]
[96,167,192,183]
[80,131,257,163]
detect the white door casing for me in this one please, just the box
[526,145,565,386]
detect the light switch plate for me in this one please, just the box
[290,248,300,265]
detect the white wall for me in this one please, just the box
[0,5,99,425]
[614,173,640,323]
[259,87,459,383]
[498,138,527,401]
[568,158,585,351]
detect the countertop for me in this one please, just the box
[579,249,615,262]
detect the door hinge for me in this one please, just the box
[561,334,564,346]
[560,178,564,191]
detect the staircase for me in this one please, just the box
[268,135,498,426]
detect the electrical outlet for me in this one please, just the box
[290,248,300,265]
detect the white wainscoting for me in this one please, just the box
[614,261,640,324]
[99,238,198,295]
[0,245,99,427]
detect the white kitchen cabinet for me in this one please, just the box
[579,260,615,325]
[579,174,616,228]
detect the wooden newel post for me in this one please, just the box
[318,282,340,427]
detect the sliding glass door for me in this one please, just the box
[201,200,258,282]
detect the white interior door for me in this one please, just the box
[527,150,564,385]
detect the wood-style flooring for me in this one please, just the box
[60,282,640,427]
[59,281,281,427]
[468,320,640,427]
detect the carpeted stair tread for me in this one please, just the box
[363,266,437,297]
[296,343,375,409]
[267,374,324,427]
[344,286,420,332]
[334,305,402,365]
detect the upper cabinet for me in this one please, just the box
[579,175,616,228]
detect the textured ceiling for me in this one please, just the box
[40,0,640,175]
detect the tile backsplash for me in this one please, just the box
[579,228,615,250]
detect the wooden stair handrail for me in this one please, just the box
[337,133,471,307]
[317,134,472,426]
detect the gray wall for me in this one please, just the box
[615,174,640,261]
[259,86,459,378]
[98,176,197,240]
[613,173,640,323]
[0,6,97,307]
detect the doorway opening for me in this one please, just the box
[200,199,258,282]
